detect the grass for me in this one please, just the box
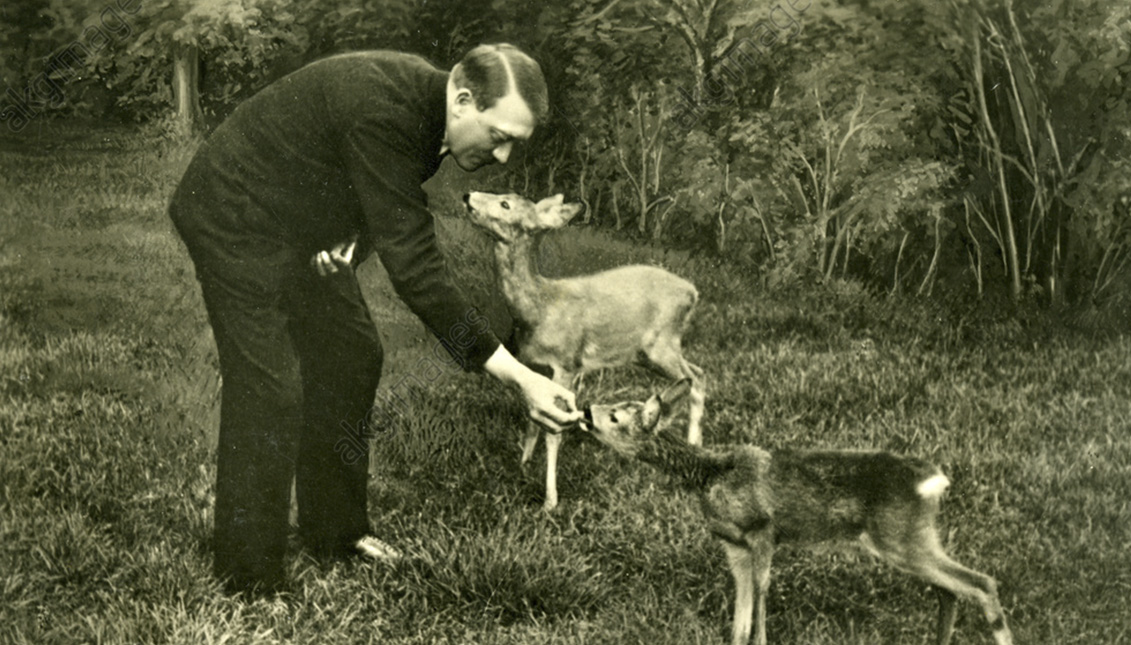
[2,120,1130,644]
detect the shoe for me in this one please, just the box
[353,535,404,563]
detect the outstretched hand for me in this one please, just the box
[517,373,582,434]
[482,346,582,433]
[311,237,358,276]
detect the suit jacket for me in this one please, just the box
[169,50,500,369]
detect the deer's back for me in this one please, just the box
[555,264,696,305]
[704,448,946,544]
[519,265,697,371]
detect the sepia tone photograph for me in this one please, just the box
[1,0,1128,642]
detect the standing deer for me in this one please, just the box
[462,191,706,511]
[582,380,1014,645]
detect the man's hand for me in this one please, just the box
[311,237,358,276]
[517,372,581,433]
[483,346,582,433]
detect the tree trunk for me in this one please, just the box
[173,44,203,136]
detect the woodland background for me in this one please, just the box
[4,0,1130,317]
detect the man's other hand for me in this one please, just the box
[311,237,358,276]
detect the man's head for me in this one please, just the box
[444,43,548,171]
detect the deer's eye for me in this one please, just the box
[500,201,510,210]
[609,412,619,424]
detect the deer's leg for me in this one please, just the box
[539,370,574,512]
[721,532,773,645]
[644,347,706,446]
[928,556,1012,645]
[542,428,563,512]
[684,361,706,446]
[520,422,540,466]
[749,535,772,645]
[934,586,958,645]
[864,527,1012,645]
[721,541,755,645]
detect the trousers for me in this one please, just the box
[171,206,382,592]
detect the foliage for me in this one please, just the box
[919,0,1131,304]
[0,0,52,90]
[3,0,1128,307]
[1032,0,1131,305]
[0,0,123,123]
[91,0,307,119]
[289,0,415,60]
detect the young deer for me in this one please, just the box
[582,381,1013,645]
[463,191,705,511]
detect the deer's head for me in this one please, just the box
[463,192,585,242]
[582,379,691,457]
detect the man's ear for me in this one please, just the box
[641,394,663,432]
[451,87,476,115]
[658,379,691,414]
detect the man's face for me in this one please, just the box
[445,89,535,171]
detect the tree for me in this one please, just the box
[94,0,307,135]
[0,0,52,90]
[0,0,115,130]
[925,0,1131,304]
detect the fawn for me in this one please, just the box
[582,380,1013,645]
[463,191,706,511]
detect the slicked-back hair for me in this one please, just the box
[451,43,549,127]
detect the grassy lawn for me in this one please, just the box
[2,121,1129,644]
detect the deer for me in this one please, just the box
[462,191,706,511]
[581,380,1014,645]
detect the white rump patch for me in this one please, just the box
[916,473,950,499]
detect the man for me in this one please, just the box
[169,44,581,595]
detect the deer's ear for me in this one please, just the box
[659,379,691,412]
[561,201,585,224]
[641,394,663,432]
[534,194,581,229]
[545,202,584,229]
[535,194,565,211]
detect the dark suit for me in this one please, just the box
[169,51,500,591]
